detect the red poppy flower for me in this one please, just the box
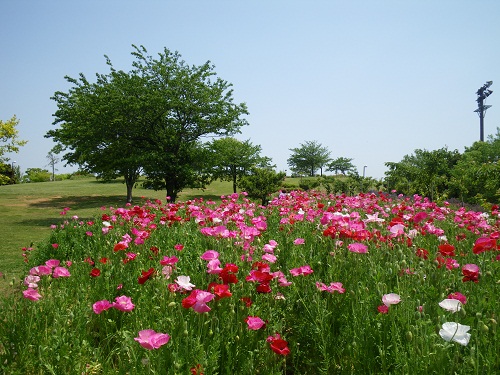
[438,243,455,257]
[472,237,497,254]
[219,263,238,284]
[462,264,480,283]
[138,267,155,284]
[207,283,232,299]
[267,333,290,356]
[90,268,101,277]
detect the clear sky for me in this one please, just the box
[2,0,500,179]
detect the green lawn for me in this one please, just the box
[0,178,234,279]
[0,177,301,281]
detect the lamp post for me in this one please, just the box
[474,81,493,142]
[363,165,367,178]
[11,161,16,181]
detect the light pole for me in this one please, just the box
[363,165,367,178]
[474,81,493,142]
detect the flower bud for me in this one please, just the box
[406,331,413,342]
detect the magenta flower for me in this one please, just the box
[52,266,71,278]
[348,243,368,254]
[448,292,467,305]
[462,264,480,283]
[316,281,345,294]
[245,316,267,330]
[293,238,305,245]
[134,329,171,350]
[113,295,135,312]
[377,305,389,314]
[45,259,60,268]
[29,265,52,276]
[93,300,113,314]
[262,253,277,263]
[160,256,179,266]
[181,289,215,313]
[290,265,314,277]
[200,250,219,261]
[23,288,42,301]
[382,293,401,306]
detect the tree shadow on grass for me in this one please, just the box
[29,195,137,210]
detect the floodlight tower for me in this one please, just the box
[474,81,493,141]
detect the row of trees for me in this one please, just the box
[384,129,500,206]
[287,140,356,177]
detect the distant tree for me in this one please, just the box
[46,151,60,181]
[207,137,266,193]
[23,168,51,183]
[47,45,248,203]
[384,147,460,201]
[0,115,27,163]
[327,157,356,175]
[287,140,331,177]
[238,168,286,205]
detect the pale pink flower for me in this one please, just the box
[316,282,345,294]
[23,275,40,288]
[439,299,462,313]
[113,295,135,312]
[175,275,196,291]
[162,265,173,279]
[382,293,401,306]
[206,259,223,274]
[93,300,113,314]
[134,329,171,350]
[262,253,277,263]
[245,316,266,330]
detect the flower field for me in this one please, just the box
[1,190,499,374]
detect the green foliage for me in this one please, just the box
[23,168,51,183]
[0,163,16,185]
[287,140,331,177]
[327,156,356,175]
[46,45,248,203]
[0,115,28,163]
[238,168,286,205]
[207,137,267,193]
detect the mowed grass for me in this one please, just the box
[0,177,299,287]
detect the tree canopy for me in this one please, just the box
[287,140,331,177]
[0,115,27,163]
[46,45,249,202]
[327,157,356,175]
[207,137,268,193]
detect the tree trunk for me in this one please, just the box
[125,177,135,204]
[165,178,178,203]
[232,166,237,194]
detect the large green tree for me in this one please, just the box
[47,45,249,202]
[207,137,266,193]
[287,140,331,177]
[327,157,356,175]
[0,115,27,185]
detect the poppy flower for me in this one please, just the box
[415,248,429,260]
[220,263,238,284]
[175,275,196,291]
[134,329,170,350]
[245,316,267,330]
[266,333,290,356]
[23,288,42,301]
[377,305,389,314]
[438,243,456,257]
[462,264,480,283]
[90,268,101,277]
[93,300,113,314]
[182,289,215,313]
[52,266,71,278]
[439,322,471,346]
[382,293,401,306]
[138,268,155,284]
[439,299,462,313]
[113,295,135,312]
[289,265,314,276]
[472,237,497,254]
[348,243,368,254]
[207,283,232,299]
[448,292,467,305]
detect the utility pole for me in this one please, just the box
[474,81,493,141]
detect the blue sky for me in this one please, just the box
[2,0,500,179]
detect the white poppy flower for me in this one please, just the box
[439,322,471,346]
[439,299,462,313]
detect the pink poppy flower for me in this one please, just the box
[289,265,314,277]
[93,300,113,314]
[182,289,215,313]
[448,292,467,305]
[266,333,290,356]
[29,265,52,276]
[348,243,368,254]
[23,288,42,301]
[24,275,40,288]
[462,264,480,283]
[245,316,267,330]
[45,259,60,268]
[316,281,345,294]
[52,267,71,278]
[159,256,179,266]
[113,295,135,312]
[200,250,219,261]
[134,329,171,350]
[262,253,277,263]
[382,293,401,306]
[174,244,184,251]
[162,265,173,279]
[293,238,305,245]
